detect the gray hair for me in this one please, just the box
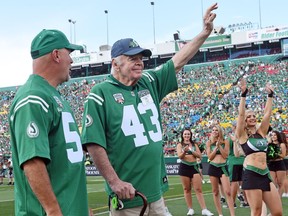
[111,56,122,74]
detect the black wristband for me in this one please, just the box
[268,90,274,98]
[241,88,248,97]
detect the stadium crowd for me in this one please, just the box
[0,56,287,161]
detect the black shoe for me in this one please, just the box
[234,203,237,209]
[240,202,250,208]
[237,194,245,203]
[220,197,226,204]
[7,182,11,185]
[0,182,3,185]
[220,197,227,208]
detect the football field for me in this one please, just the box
[1,176,288,215]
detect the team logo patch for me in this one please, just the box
[113,93,125,104]
[129,39,139,48]
[27,122,39,138]
[162,176,168,184]
[85,114,93,127]
[53,96,63,112]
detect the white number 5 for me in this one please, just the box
[62,112,83,163]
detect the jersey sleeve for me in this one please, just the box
[81,86,107,149]
[10,91,53,167]
[142,59,178,101]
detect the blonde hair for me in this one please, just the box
[244,109,254,120]
[210,124,225,143]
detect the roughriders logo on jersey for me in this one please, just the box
[27,122,39,138]
[85,114,93,127]
[113,93,125,104]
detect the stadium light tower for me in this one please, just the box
[150,2,156,44]
[258,0,262,29]
[201,0,204,24]
[68,19,76,43]
[104,10,109,45]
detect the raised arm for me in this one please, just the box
[172,3,218,72]
[231,134,245,157]
[86,144,136,200]
[258,83,274,135]
[235,78,247,142]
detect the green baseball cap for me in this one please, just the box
[30,29,83,59]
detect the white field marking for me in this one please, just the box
[93,211,109,215]
[87,188,106,193]
[0,183,184,202]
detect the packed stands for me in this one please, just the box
[0,56,288,158]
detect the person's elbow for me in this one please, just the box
[85,143,103,151]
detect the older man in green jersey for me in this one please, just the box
[82,3,218,216]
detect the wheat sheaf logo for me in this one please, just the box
[27,122,39,138]
[85,114,93,127]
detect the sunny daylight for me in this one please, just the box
[1,0,288,215]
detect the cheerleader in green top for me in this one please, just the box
[176,129,213,216]
[235,78,282,216]
[206,125,235,216]
[267,130,286,196]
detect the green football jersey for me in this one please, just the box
[9,75,88,216]
[81,60,177,208]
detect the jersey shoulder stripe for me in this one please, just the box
[87,92,104,106]
[14,95,49,114]
[142,71,155,82]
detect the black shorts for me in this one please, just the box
[230,164,244,182]
[268,160,286,172]
[242,169,271,191]
[207,163,229,178]
[283,159,288,170]
[178,163,199,178]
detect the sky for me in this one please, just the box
[0,0,287,88]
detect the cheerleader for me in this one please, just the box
[206,125,235,216]
[235,78,282,216]
[177,129,213,216]
[267,130,286,196]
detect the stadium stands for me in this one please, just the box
[0,56,287,159]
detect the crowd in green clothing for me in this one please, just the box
[0,57,288,158]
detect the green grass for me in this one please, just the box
[1,176,288,215]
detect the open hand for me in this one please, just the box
[239,78,247,94]
[265,82,274,94]
[203,3,218,35]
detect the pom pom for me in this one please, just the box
[266,143,281,161]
